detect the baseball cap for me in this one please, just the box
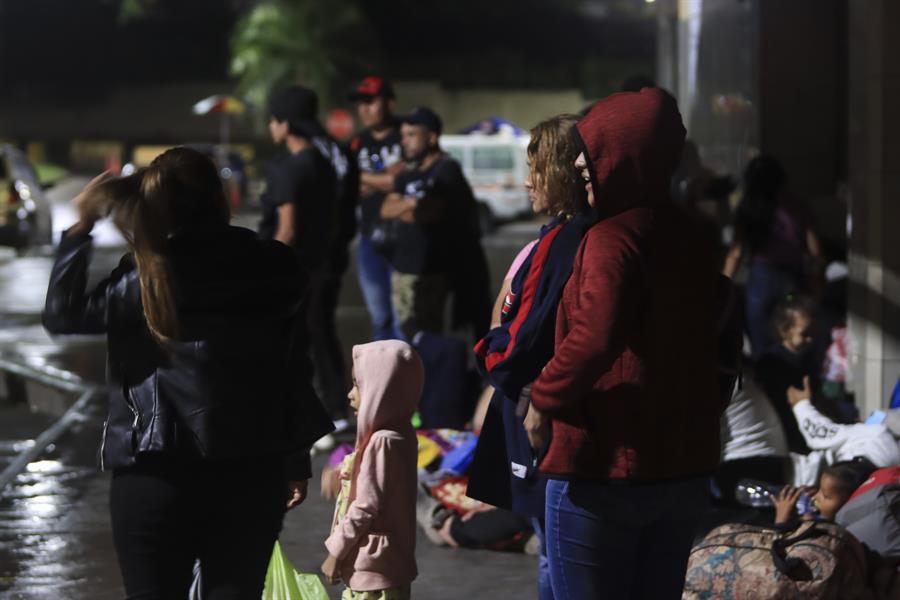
[400,107,443,135]
[268,86,326,138]
[348,76,395,101]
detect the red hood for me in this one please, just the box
[576,87,686,218]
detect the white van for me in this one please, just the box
[440,134,532,230]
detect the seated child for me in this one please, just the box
[773,460,875,525]
[716,373,791,505]
[756,296,818,454]
[773,461,900,599]
[321,341,423,600]
[788,376,900,485]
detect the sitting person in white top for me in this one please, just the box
[788,376,900,486]
[722,376,789,462]
[714,373,791,505]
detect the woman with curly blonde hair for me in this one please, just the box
[466,114,593,600]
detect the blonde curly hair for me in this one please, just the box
[527,114,588,216]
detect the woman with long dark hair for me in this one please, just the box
[43,147,332,599]
[723,155,824,357]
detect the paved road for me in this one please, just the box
[0,186,545,599]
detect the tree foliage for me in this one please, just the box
[230,0,373,116]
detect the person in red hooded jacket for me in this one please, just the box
[523,87,723,599]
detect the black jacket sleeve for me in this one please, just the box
[43,230,112,335]
[284,448,313,481]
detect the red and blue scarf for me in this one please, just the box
[474,210,596,400]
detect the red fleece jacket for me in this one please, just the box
[530,88,723,481]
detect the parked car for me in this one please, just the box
[0,145,52,250]
[441,134,532,232]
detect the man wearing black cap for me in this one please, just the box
[261,85,349,426]
[348,76,405,341]
[381,107,489,340]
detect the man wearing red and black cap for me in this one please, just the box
[348,76,405,341]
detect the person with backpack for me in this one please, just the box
[312,117,358,431]
[43,148,333,597]
[524,88,723,599]
[262,86,349,425]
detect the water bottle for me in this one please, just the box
[734,479,817,515]
[796,493,816,516]
[735,479,780,508]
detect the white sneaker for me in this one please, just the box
[524,533,541,556]
[312,433,337,454]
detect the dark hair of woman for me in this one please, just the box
[735,155,787,254]
[87,147,230,342]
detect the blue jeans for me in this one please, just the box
[356,235,400,341]
[545,477,708,600]
[531,518,554,600]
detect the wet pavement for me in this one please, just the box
[0,184,544,599]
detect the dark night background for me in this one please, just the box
[0,0,655,106]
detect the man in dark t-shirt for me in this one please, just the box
[348,76,405,341]
[381,107,488,340]
[261,86,348,423]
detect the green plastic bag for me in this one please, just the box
[263,541,330,600]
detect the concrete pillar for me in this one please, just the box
[847,0,900,412]
[655,0,679,94]
[676,0,704,132]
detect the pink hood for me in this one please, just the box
[350,340,423,499]
[326,340,423,591]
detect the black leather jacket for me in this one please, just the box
[43,225,333,479]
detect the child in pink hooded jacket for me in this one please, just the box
[321,340,422,599]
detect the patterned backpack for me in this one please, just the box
[683,521,868,599]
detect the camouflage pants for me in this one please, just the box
[391,271,448,340]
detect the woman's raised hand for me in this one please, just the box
[71,171,116,230]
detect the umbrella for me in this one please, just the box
[192,95,247,149]
[192,95,247,116]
